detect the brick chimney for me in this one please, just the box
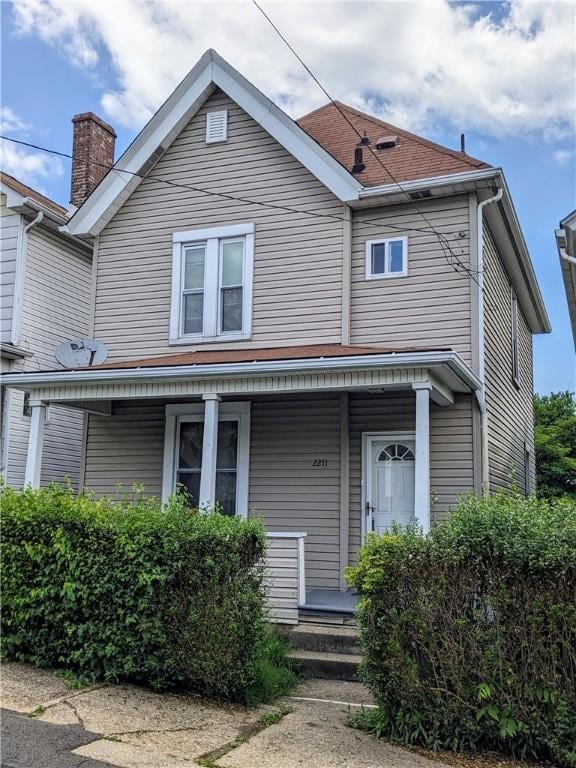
[70,113,116,208]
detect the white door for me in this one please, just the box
[365,437,416,535]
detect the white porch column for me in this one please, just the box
[413,383,431,534]
[24,403,46,488]
[199,394,220,509]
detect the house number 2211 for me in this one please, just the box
[312,458,328,467]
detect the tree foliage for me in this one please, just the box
[534,391,576,498]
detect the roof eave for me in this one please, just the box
[2,349,481,394]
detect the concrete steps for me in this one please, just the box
[288,624,362,681]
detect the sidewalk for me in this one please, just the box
[1,662,452,768]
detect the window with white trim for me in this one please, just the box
[511,289,520,386]
[162,403,250,515]
[365,236,408,279]
[171,224,254,343]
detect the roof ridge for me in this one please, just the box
[332,101,487,170]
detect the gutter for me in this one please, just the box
[2,349,481,394]
[357,167,501,199]
[476,187,503,495]
[0,342,33,360]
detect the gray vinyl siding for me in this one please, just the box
[350,195,473,364]
[265,537,300,624]
[348,391,475,568]
[483,225,536,492]
[5,225,92,488]
[94,90,345,361]
[84,401,165,496]
[0,200,21,343]
[249,395,341,591]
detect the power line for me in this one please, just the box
[251,0,482,287]
[0,134,472,255]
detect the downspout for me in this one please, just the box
[11,210,44,346]
[476,188,503,495]
[558,242,576,266]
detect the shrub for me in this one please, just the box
[1,484,267,701]
[347,494,576,766]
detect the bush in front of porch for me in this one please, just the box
[347,493,576,767]
[1,484,270,701]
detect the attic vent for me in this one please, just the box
[206,110,228,143]
[375,134,398,150]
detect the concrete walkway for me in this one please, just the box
[0,662,451,768]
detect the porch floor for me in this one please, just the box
[302,589,358,615]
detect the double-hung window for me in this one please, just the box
[162,403,250,515]
[171,223,254,343]
[365,236,408,279]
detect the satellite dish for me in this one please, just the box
[55,338,109,368]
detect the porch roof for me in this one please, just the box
[2,345,481,407]
[68,343,448,371]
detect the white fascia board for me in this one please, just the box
[65,49,360,238]
[2,350,481,393]
[357,167,502,200]
[483,174,550,334]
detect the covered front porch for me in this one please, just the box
[4,345,480,624]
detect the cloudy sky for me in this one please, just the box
[1,0,574,392]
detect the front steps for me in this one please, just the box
[288,623,362,681]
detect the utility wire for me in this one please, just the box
[1,134,472,252]
[251,0,481,287]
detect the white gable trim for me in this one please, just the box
[64,50,361,238]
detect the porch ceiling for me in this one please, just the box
[2,347,480,410]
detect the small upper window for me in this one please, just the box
[365,237,408,279]
[511,289,520,386]
[171,224,254,343]
[206,110,228,143]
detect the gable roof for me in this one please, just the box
[0,171,68,219]
[65,49,362,237]
[297,101,490,187]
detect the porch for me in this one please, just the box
[3,344,481,624]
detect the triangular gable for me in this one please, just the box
[65,50,362,237]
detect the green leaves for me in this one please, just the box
[349,493,576,766]
[1,483,267,701]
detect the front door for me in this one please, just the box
[364,434,416,536]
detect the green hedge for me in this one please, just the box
[1,484,267,700]
[347,494,576,766]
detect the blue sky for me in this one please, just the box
[1,0,574,394]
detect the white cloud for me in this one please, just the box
[0,105,63,190]
[0,106,31,133]
[11,0,576,145]
[553,149,574,167]
[0,141,64,190]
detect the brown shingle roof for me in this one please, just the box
[89,343,449,371]
[0,172,67,218]
[297,101,490,187]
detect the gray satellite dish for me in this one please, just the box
[55,338,109,368]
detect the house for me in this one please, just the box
[0,171,93,487]
[555,211,576,349]
[3,50,550,622]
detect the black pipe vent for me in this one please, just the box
[352,146,365,174]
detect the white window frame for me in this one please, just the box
[170,223,254,344]
[365,236,408,279]
[511,288,520,387]
[162,402,250,515]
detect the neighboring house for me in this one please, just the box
[3,51,550,622]
[0,171,92,487]
[555,211,576,349]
